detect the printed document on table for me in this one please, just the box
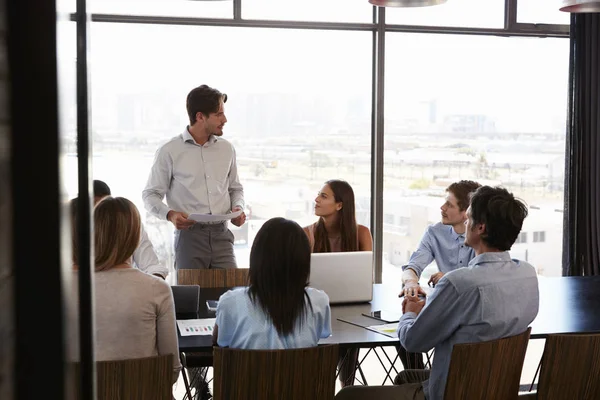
[177,318,216,336]
[188,210,242,223]
[366,322,399,338]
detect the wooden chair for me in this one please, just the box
[443,327,531,400]
[522,333,600,400]
[177,268,249,287]
[334,328,531,400]
[213,344,339,400]
[335,385,411,399]
[176,268,248,399]
[73,355,173,400]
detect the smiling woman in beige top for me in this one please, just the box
[71,197,182,384]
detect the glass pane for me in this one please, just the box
[87,23,372,274]
[518,0,570,25]
[386,0,505,28]
[384,33,568,283]
[243,0,373,23]
[88,0,232,19]
[57,0,75,14]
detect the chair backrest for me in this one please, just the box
[444,327,531,400]
[213,344,339,400]
[536,333,600,400]
[170,284,200,314]
[178,268,249,288]
[74,355,173,400]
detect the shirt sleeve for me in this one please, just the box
[142,146,173,220]
[318,293,332,339]
[215,291,234,347]
[227,145,245,210]
[402,226,436,278]
[132,225,168,278]
[154,279,182,383]
[397,276,463,353]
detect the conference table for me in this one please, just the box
[177,276,600,386]
[178,275,600,354]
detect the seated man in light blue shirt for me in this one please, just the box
[398,180,480,369]
[393,186,539,400]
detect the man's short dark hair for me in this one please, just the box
[469,186,528,251]
[93,180,111,198]
[446,180,481,211]
[186,85,227,125]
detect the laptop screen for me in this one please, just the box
[309,251,373,304]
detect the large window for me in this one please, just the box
[63,23,372,274]
[386,0,505,28]
[243,0,373,22]
[518,0,570,25]
[383,34,569,282]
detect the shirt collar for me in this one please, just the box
[468,251,512,267]
[449,225,464,241]
[182,126,217,145]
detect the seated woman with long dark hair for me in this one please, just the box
[304,179,373,387]
[213,217,331,349]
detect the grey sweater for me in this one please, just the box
[74,268,182,383]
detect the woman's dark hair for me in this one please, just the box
[186,84,227,125]
[248,217,312,336]
[314,179,358,253]
[469,186,528,251]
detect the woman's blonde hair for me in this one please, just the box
[94,196,141,271]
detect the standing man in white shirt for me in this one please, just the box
[93,180,168,279]
[142,85,245,272]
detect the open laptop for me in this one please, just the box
[309,251,373,304]
[170,285,200,314]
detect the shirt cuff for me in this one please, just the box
[159,205,171,221]
[400,312,418,321]
[143,265,169,279]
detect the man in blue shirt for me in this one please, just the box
[398,180,480,369]
[393,186,539,400]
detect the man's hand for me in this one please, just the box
[167,210,195,230]
[402,295,426,315]
[428,272,445,287]
[230,206,246,227]
[399,280,427,298]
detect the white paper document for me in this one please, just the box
[188,210,242,223]
[177,318,216,336]
[366,322,399,338]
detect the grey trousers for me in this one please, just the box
[174,222,237,270]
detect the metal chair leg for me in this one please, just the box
[181,368,194,400]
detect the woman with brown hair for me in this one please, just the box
[304,179,373,387]
[71,197,181,384]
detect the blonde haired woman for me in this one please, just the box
[72,197,181,384]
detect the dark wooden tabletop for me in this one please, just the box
[177,276,600,351]
[529,275,600,339]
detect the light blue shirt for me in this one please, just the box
[402,222,475,277]
[216,287,332,349]
[397,252,539,400]
[142,128,244,221]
